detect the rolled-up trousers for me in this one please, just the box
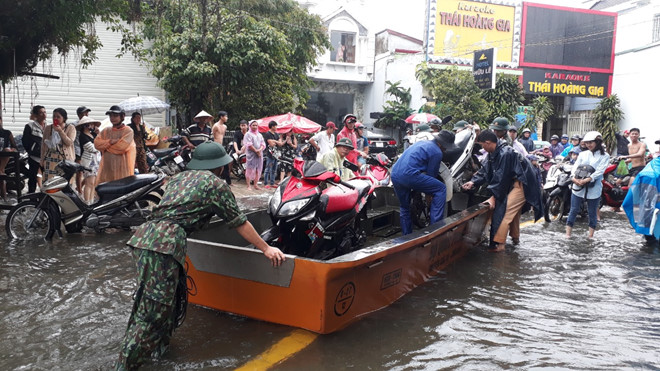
[393,173,446,235]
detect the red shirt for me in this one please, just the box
[336,127,359,164]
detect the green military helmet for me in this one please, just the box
[453,120,468,131]
[187,141,232,170]
[336,137,354,149]
[417,123,431,132]
[489,117,509,131]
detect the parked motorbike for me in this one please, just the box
[543,160,574,222]
[601,159,630,209]
[149,135,189,175]
[260,158,374,260]
[225,141,246,180]
[5,160,165,240]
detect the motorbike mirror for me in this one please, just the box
[441,115,453,125]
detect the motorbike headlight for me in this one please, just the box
[269,189,282,214]
[277,198,312,217]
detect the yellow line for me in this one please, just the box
[519,219,544,228]
[235,329,318,371]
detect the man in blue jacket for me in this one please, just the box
[391,130,457,235]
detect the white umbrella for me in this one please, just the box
[118,96,170,115]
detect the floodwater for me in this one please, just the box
[1,208,658,370]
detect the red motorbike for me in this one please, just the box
[359,153,392,186]
[601,160,630,208]
[260,158,375,260]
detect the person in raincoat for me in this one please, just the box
[622,155,660,243]
[462,129,543,251]
[95,105,136,184]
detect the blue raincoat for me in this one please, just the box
[622,157,660,238]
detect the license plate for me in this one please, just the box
[376,142,383,147]
[174,155,184,164]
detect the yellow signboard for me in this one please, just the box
[433,0,515,62]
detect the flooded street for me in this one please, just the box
[1,207,658,370]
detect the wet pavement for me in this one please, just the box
[1,191,659,369]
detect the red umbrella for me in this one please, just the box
[257,113,321,134]
[405,113,439,124]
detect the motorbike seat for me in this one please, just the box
[152,148,177,158]
[96,174,159,196]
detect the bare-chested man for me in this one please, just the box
[212,110,232,185]
[622,127,647,185]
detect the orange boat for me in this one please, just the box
[185,188,490,334]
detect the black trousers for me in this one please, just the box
[221,164,231,185]
[27,157,40,193]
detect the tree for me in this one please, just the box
[131,0,328,127]
[526,95,554,137]
[415,63,489,128]
[0,0,132,81]
[593,94,624,153]
[481,73,524,123]
[376,81,412,131]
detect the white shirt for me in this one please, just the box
[571,149,610,199]
[312,131,335,161]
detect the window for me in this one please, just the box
[654,14,660,43]
[330,31,356,63]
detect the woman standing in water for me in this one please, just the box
[566,131,610,238]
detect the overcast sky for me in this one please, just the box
[299,0,593,40]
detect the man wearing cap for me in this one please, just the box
[519,128,535,153]
[212,111,232,185]
[320,137,356,181]
[182,111,213,149]
[490,117,512,146]
[560,134,581,157]
[413,123,436,143]
[452,120,468,133]
[310,122,336,161]
[355,122,369,165]
[391,130,456,235]
[507,125,528,156]
[336,114,366,164]
[94,105,136,184]
[462,130,543,251]
[116,141,285,370]
[73,106,91,192]
[549,134,564,158]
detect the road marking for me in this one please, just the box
[520,219,544,228]
[235,329,318,371]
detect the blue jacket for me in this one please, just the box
[391,139,443,180]
[623,157,660,237]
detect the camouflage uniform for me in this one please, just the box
[116,170,247,370]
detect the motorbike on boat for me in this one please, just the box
[543,160,574,222]
[260,158,374,260]
[5,160,165,240]
[359,153,392,186]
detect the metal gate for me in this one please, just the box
[567,111,595,137]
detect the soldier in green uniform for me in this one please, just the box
[116,141,285,370]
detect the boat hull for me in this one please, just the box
[185,189,490,334]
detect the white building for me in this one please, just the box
[591,0,660,144]
[1,21,166,135]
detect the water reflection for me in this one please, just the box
[0,210,658,369]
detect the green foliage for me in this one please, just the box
[133,0,329,127]
[415,64,524,129]
[525,95,554,135]
[593,94,624,153]
[481,74,524,123]
[415,63,488,128]
[0,0,131,81]
[377,81,412,129]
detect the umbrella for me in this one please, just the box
[405,113,439,124]
[118,96,170,115]
[257,113,321,134]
